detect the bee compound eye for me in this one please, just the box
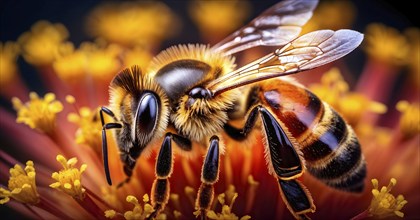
[136,93,159,134]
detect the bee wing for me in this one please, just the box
[208,30,364,95]
[212,0,318,56]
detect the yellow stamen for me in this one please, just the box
[105,210,116,219]
[173,210,182,219]
[65,95,76,104]
[67,106,102,151]
[189,0,250,39]
[338,93,387,125]
[302,0,356,34]
[364,23,409,66]
[50,155,87,201]
[0,161,39,205]
[310,68,387,125]
[368,178,407,218]
[101,186,122,210]
[123,46,153,69]
[53,43,87,81]
[208,185,251,220]
[0,41,20,86]
[310,68,348,108]
[86,1,178,48]
[110,194,167,220]
[79,42,121,80]
[18,20,69,66]
[12,92,63,134]
[396,101,420,138]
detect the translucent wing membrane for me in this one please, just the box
[212,0,318,56]
[208,30,364,96]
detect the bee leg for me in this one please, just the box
[117,154,136,188]
[258,106,315,218]
[226,105,315,218]
[278,179,315,219]
[223,105,259,141]
[100,107,122,186]
[196,136,220,220]
[147,133,175,220]
[100,106,118,124]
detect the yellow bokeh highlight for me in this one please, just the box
[18,20,69,66]
[310,68,387,125]
[189,0,250,39]
[0,41,20,86]
[396,101,420,138]
[87,1,178,48]
[364,23,409,66]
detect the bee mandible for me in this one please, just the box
[100,0,365,219]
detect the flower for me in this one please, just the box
[206,185,251,220]
[50,155,87,201]
[123,46,154,70]
[396,101,420,139]
[52,43,88,81]
[105,194,167,220]
[369,178,408,218]
[86,1,179,48]
[0,41,20,86]
[363,23,410,66]
[302,0,356,34]
[310,68,387,126]
[0,161,39,205]
[18,20,69,66]
[12,92,63,134]
[189,0,250,43]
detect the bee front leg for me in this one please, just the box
[195,136,220,220]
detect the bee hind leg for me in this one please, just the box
[195,136,220,220]
[225,105,316,219]
[258,106,315,219]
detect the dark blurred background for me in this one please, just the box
[0,0,416,95]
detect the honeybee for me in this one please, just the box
[100,0,366,219]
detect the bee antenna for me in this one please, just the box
[100,107,122,186]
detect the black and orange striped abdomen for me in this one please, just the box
[258,79,366,192]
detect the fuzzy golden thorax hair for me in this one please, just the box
[148,44,239,142]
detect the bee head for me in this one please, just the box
[109,66,170,148]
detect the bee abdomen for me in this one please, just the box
[302,104,366,192]
[259,80,366,192]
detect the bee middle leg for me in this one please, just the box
[195,136,220,220]
[224,105,315,219]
